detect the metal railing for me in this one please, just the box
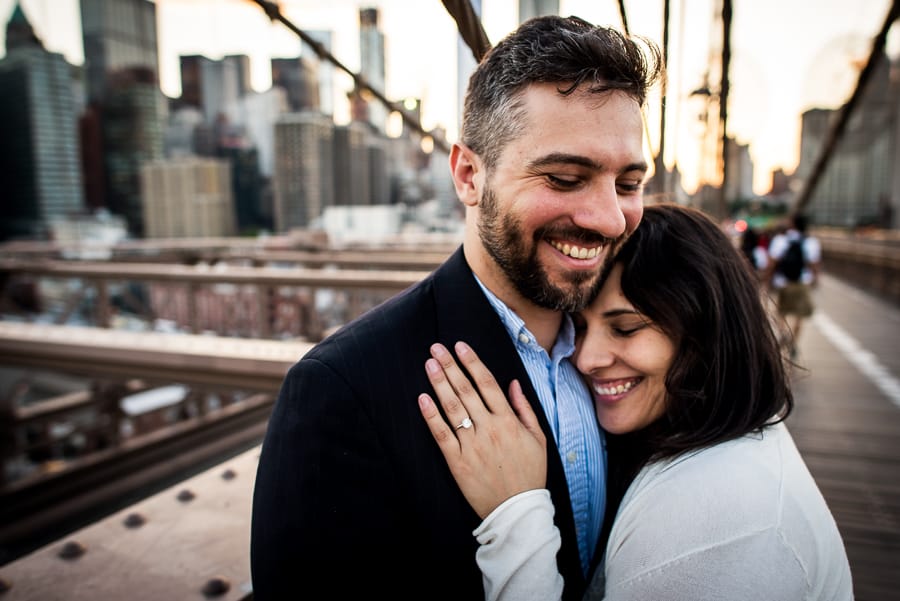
[0,258,433,341]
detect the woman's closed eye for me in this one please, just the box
[609,316,652,338]
[612,325,643,337]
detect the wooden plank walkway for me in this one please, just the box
[786,275,900,601]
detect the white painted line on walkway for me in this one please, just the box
[821,275,900,325]
[813,312,900,409]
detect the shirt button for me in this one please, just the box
[518,333,530,344]
[567,451,577,464]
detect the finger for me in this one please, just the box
[508,380,546,446]
[453,341,516,416]
[417,393,461,456]
[429,343,488,421]
[425,357,474,430]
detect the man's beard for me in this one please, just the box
[477,183,613,312]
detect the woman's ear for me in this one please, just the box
[449,142,481,207]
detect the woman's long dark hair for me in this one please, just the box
[608,203,793,461]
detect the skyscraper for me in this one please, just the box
[80,0,164,236]
[141,157,235,238]
[358,7,387,133]
[306,30,335,117]
[271,56,320,113]
[518,0,559,22]
[0,3,84,240]
[102,66,165,235]
[180,54,252,122]
[273,112,335,231]
[333,122,372,206]
[81,0,159,105]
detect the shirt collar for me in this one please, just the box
[473,273,576,359]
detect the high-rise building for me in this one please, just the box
[272,56,320,113]
[225,87,289,177]
[358,7,387,132]
[81,0,158,104]
[368,140,389,205]
[103,67,165,236]
[333,122,372,206]
[0,3,84,240]
[273,112,335,231]
[80,0,164,236]
[219,145,268,234]
[180,54,252,122]
[797,52,897,227]
[518,0,559,22]
[306,30,335,116]
[141,157,235,238]
[725,138,754,202]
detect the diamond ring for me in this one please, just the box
[455,417,473,430]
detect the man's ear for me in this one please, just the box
[449,142,481,207]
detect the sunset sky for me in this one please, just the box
[1,0,895,194]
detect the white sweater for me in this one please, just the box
[473,422,853,601]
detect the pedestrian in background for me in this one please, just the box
[740,226,769,280]
[765,213,821,359]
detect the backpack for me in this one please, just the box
[777,237,805,282]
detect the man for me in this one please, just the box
[250,16,662,600]
[765,214,821,358]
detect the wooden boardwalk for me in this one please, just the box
[786,275,900,601]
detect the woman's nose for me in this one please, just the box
[574,333,615,375]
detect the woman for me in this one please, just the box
[418,203,852,600]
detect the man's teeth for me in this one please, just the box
[551,241,600,259]
[595,380,637,395]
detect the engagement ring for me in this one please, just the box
[455,417,473,430]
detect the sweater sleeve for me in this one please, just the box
[473,489,564,601]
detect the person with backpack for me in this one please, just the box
[764,214,822,359]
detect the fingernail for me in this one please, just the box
[425,358,441,374]
[418,394,432,410]
[430,343,448,358]
[455,341,471,355]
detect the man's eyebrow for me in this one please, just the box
[526,152,648,174]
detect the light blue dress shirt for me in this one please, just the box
[475,276,606,576]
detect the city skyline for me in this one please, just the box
[0,0,895,194]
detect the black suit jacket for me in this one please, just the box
[251,247,587,600]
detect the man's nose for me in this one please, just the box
[571,181,626,238]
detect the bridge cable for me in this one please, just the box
[617,0,630,35]
[441,0,492,62]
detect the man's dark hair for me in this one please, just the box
[607,203,793,461]
[792,214,808,234]
[460,15,664,170]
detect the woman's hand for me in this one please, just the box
[418,341,547,519]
